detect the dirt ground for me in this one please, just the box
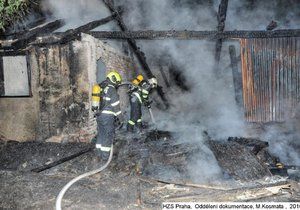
[0,131,300,209]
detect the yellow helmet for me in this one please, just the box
[107,71,122,84]
[137,74,144,82]
[132,74,144,86]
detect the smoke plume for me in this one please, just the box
[43,0,300,182]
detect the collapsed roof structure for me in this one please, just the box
[0,0,300,209]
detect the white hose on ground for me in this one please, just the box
[55,145,114,210]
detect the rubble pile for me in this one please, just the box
[0,130,299,209]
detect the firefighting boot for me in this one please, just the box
[136,122,143,134]
[101,151,110,163]
[127,123,135,133]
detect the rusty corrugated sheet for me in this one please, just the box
[240,37,300,122]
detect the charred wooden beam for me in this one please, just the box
[215,0,228,63]
[33,15,116,46]
[0,49,26,56]
[31,29,300,45]
[0,17,47,40]
[208,139,272,181]
[56,14,116,44]
[31,147,93,173]
[102,0,169,108]
[10,19,65,49]
[87,29,300,40]
[229,45,243,108]
[102,0,152,77]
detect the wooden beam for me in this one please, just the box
[0,49,26,56]
[10,19,65,49]
[102,0,169,109]
[214,0,228,63]
[102,0,153,78]
[167,181,290,202]
[31,147,93,173]
[56,14,116,44]
[0,17,47,40]
[32,15,116,45]
[86,29,300,40]
[229,45,243,108]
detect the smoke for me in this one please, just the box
[226,0,300,30]
[41,0,116,30]
[116,0,245,182]
[117,0,300,182]
[43,0,300,182]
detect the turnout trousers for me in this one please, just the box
[96,113,115,160]
[127,95,142,132]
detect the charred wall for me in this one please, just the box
[34,44,90,141]
[0,34,136,142]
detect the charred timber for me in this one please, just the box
[103,0,153,78]
[87,29,300,40]
[229,45,243,108]
[10,19,65,49]
[57,14,116,44]
[103,0,169,108]
[32,15,116,46]
[215,0,228,63]
[0,17,47,40]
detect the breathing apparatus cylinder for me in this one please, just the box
[92,84,101,110]
[132,74,144,86]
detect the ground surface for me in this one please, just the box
[0,130,299,209]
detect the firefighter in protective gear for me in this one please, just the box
[93,71,122,160]
[127,76,155,132]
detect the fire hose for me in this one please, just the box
[148,107,156,125]
[55,144,114,210]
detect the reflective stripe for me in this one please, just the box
[133,92,142,103]
[100,146,111,152]
[102,110,116,115]
[92,101,99,107]
[96,144,111,152]
[103,97,111,101]
[137,119,142,123]
[102,110,121,116]
[111,101,120,107]
[128,120,135,125]
[104,87,109,93]
[142,89,149,94]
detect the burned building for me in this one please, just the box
[0,0,300,209]
[0,33,136,142]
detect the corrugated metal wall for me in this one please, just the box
[240,37,300,122]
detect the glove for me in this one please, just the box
[115,115,124,129]
[91,106,98,112]
[144,100,152,108]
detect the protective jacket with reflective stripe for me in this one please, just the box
[99,80,121,116]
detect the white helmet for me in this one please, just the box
[148,77,158,88]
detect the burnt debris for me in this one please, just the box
[0,130,299,208]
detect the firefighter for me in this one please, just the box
[92,71,122,160]
[127,75,157,132]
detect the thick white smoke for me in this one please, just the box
[41,0,116,30]
[226,0,300,30]
[119,0,300,181]
[43,0,300,181]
